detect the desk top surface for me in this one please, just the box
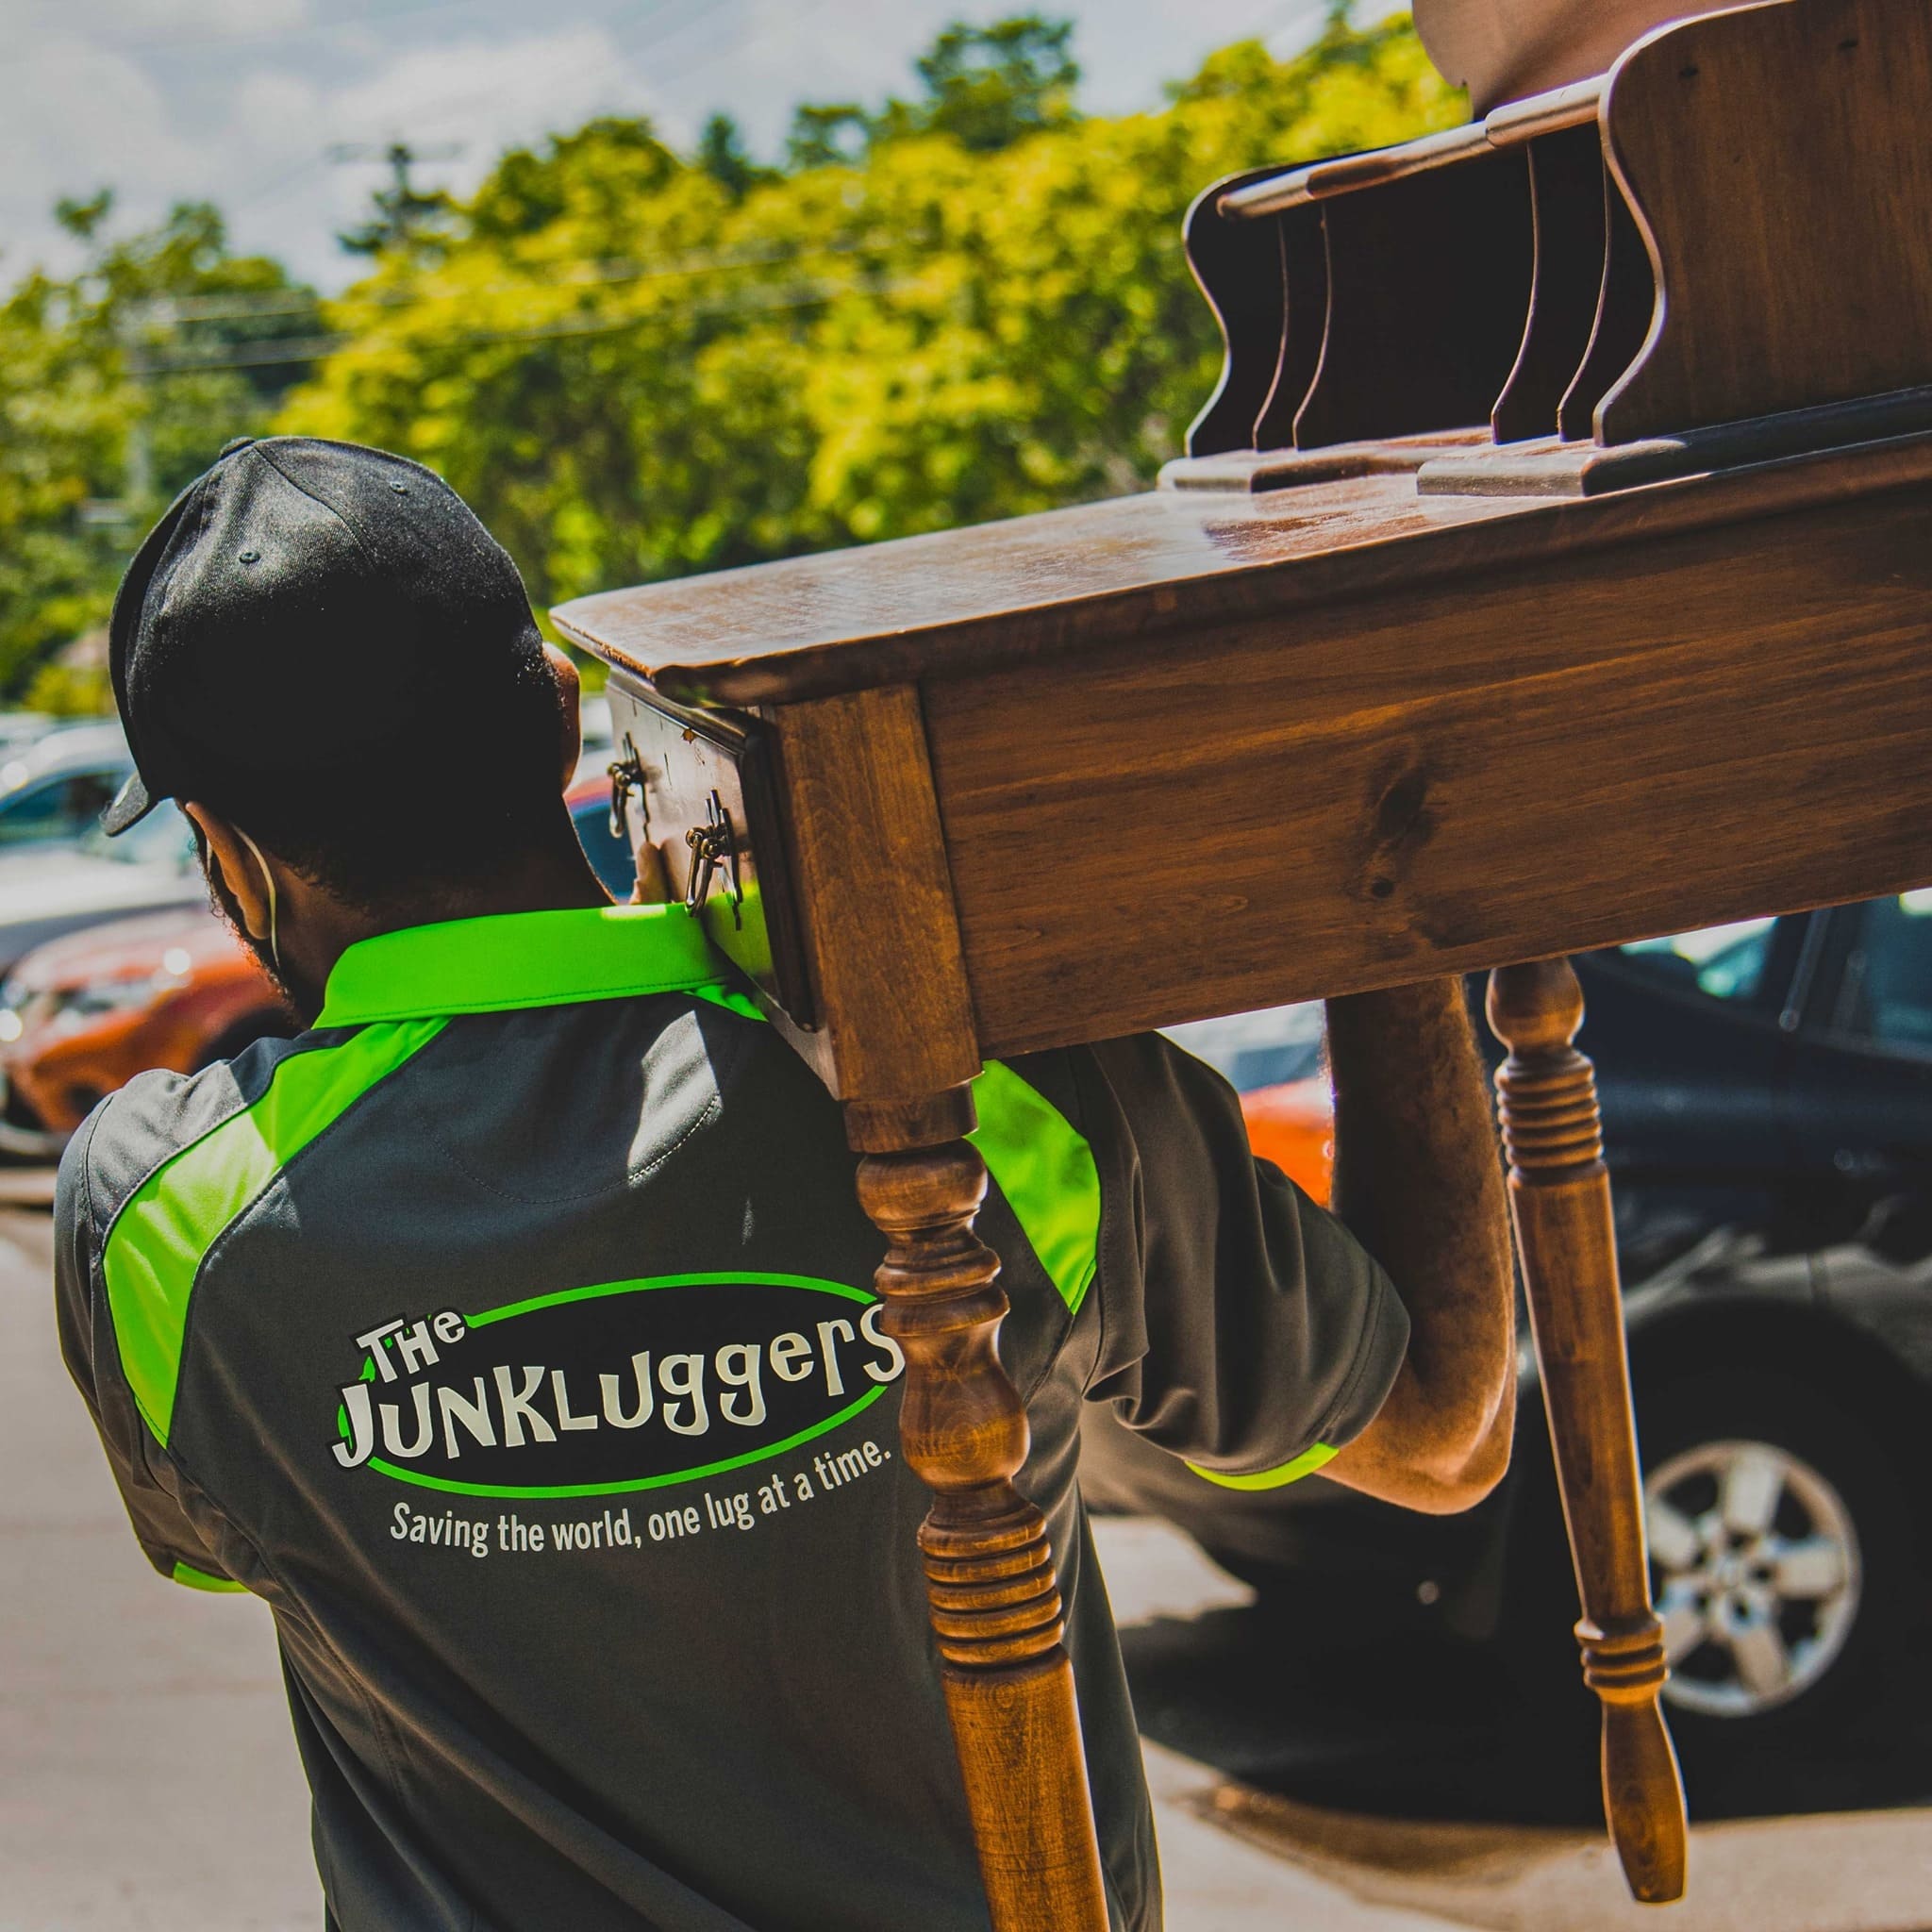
[551,434,1932,709]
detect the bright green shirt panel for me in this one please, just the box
[102,896,1102,1450]
[171,1559,245,1592]
[1186,1441,1338,1490]
[968,1059,1100,1319]
[102,1020,447,1448]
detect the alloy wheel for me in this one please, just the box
[1645,1437,1861,1718]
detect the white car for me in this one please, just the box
[0,808,205,979]
[0,723,132,853]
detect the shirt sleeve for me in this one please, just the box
[54,1107,244,1591]
[1077,1031,1409,1489]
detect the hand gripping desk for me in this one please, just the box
[554,3,1932,1922]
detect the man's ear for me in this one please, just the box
[543,642,582,793]
[182,801,273,943]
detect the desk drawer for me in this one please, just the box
[602,673,814,1025]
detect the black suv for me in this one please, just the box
[1082,895,1932,1782]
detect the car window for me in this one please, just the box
[1162,1002,1324,1092]
[74,808,197,868]
[1826,891,1932,1049]
[1612,917,1780,1005]
[0,769,122,847]
[570,798,638,901]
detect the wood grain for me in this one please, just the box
[914,470,1932,1056]
[1558,153,1652,442]
[1424,382,1932,497]
[855,1131,1109,1932]
[1599,0,1932,441]
[1487,960,1687,1902]
[1294,149,1533,449]
[1182,168,1295,458]
[601,675,815,1022]
[1492,125,1607,443]
[757,684,980,1102]
[546,16,1932,1912]
[551,433,1932,710]
[1158,429,1489,494]
[1416,0,1732,116]
[1253,206,1327,451]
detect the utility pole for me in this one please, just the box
[328,140,463,254]
[113,298,168,516]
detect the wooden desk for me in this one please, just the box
[564,438,1932,1058]
[557,432,1932,1924]
[553,2,1932,1922]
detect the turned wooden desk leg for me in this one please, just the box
[848,1089,1110,1932]
[1488,961,1689,1906]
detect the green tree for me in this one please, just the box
[697,113,779,199]
[788,14,1081,164]
[785,103,872,172]
[278,11,1459,618]
[910,15,1079,151]
[0,282,125,699]
[0,200,319,699]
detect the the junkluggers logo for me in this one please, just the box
[331,1274,904,1499]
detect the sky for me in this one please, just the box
[2,0,1341,293]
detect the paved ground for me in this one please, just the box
[0,1204,319,1930]
[1095,1521,1932,1932]
[4,1197,1928,1931]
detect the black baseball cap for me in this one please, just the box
[104,436,548,836]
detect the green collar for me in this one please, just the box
[317,904,759,1027]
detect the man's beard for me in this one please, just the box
[205,867,325,1028]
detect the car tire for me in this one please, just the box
[1503,1361,1916,1789]
[1635,1365,1912,1764]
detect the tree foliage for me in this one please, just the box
[910,15,1080,151]
[281,10,1458,620]
[785,15,1080,166]
[0,12,1458,702]
[697,114,780,201]
[0,201,318,698]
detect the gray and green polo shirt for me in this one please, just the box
[55,901,1407,1932]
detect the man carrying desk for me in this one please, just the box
[58,437,1515,1931]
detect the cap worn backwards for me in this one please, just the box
[103,437,545,836]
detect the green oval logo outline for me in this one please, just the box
[341,1272,894,1500]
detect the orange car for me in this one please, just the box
[0,774,1340,1182]
[0,907,285,1159]
[1240,1075,1335,1205]
[0,780,634,1160]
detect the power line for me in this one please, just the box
[137,272,911,375]
[227,148,337,220]
[635,0,834,99]
[212,0,712,220]
[161,235,872,323]
[357,0,703,142]
[1259,0,1348,52]
[162,290,324,323]
[143,333,346,372]
[21,0,480,58]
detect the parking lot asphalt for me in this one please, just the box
[0,1201,319,1930]
[1093,1518,1932,1932]
[4,1195,1927,1932]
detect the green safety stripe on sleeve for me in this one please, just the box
[1187,1441,1338,1491]
[170,1560,244,1592]
[969,1059,1100,1317]
[103,1020,447,1449]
